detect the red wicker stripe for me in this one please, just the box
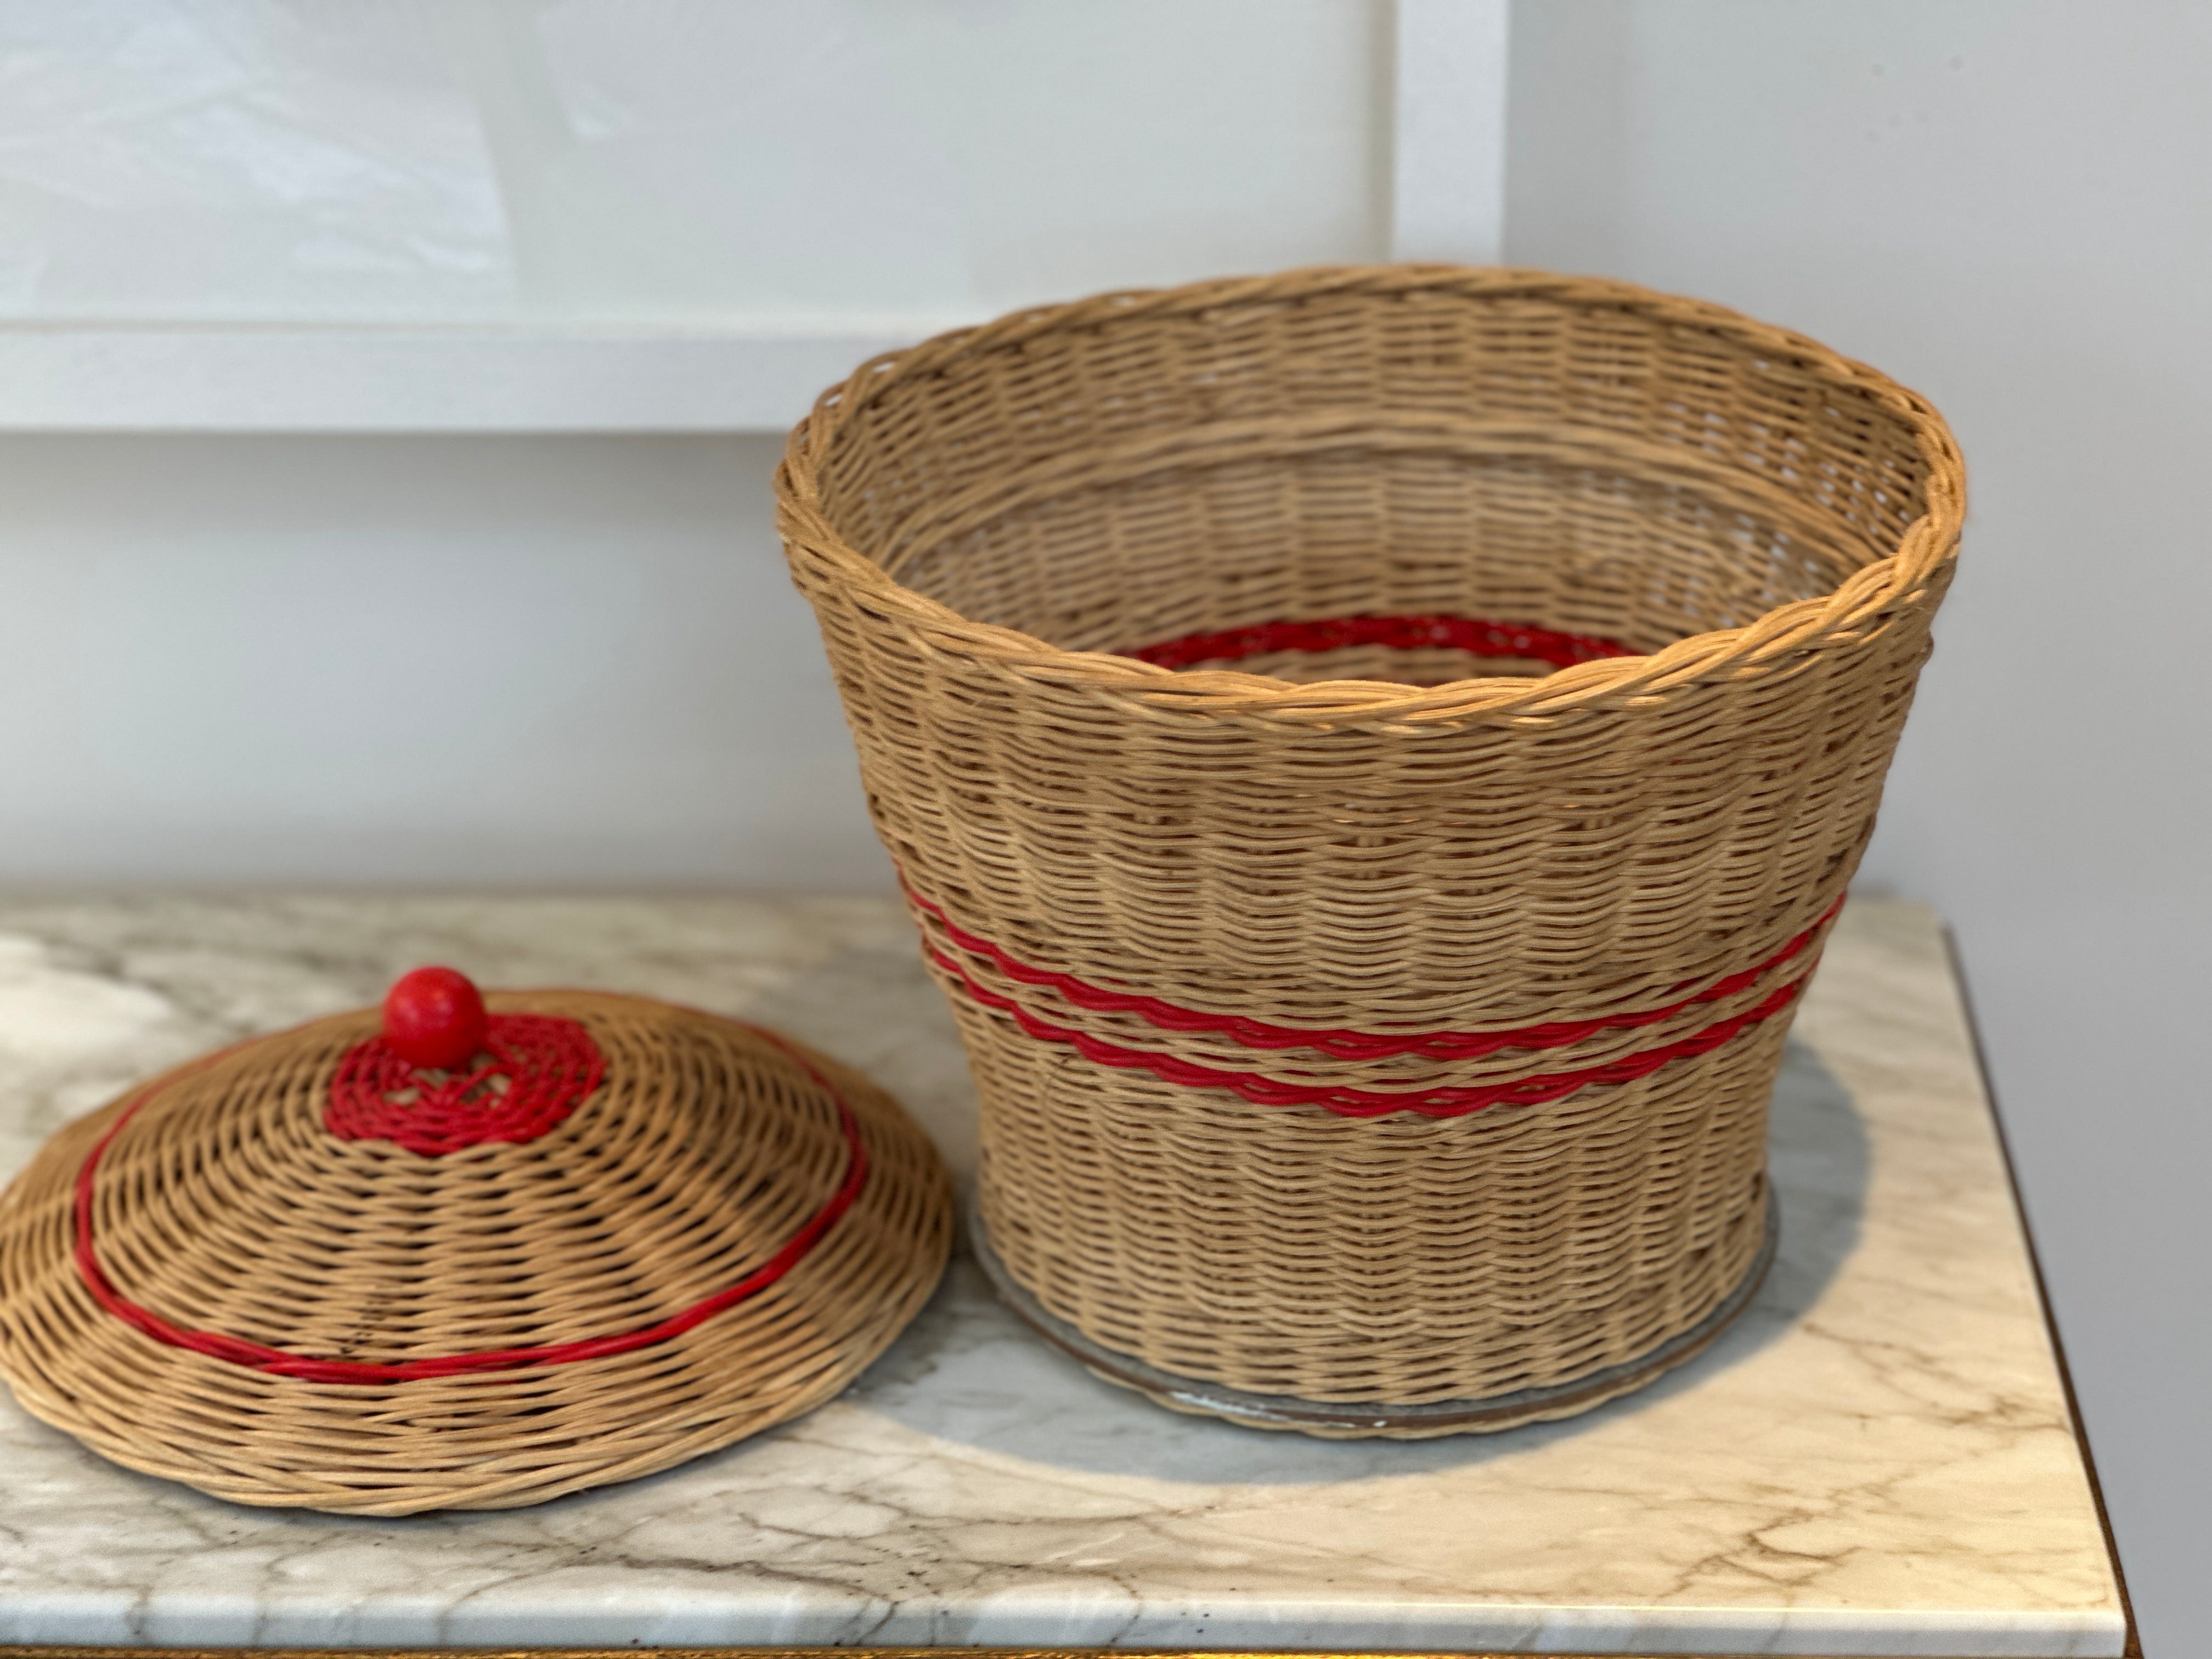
[325,1012,606,1156]
[925,939,1806,1119]
[910,884,1842,1063]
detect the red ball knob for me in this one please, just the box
[382,966,489,1071]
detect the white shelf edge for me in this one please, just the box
[1,5,1514,435]
[0,319,985,433]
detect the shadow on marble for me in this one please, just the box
[812,1034,1872,1488]
[733,943,984,1184]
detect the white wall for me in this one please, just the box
[1510,3,2204,1647]
[0,432,890,889]
[0,0,1391,431]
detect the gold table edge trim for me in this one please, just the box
[0,1650,2072,1659]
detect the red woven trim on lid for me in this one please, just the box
[72,1024,869,1385]
[325,1013,605,1155]
[926,939,1807,1119]
[908,884,1842,1063]
[1123,612,1635,671]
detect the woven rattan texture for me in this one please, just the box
[776,265,1962,1421]
[959,995,1782,1415]
[0,992,954,1514]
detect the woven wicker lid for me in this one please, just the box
[0,983,954,1515]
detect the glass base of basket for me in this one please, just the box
[968,1188,1779,1441]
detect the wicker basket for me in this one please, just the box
[776,265,1962,1437]
[0,991,954,1511]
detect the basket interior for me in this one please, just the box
[813,286,1934,685]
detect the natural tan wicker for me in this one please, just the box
[777,264,1962,1435]
[0,991,953,1513]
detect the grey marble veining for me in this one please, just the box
[0,895,2126,1655]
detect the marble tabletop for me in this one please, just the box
[0,894,2126,1657]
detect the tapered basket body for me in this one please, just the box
[777,266,1962,1435]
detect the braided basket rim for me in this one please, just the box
[775,263,1967,729]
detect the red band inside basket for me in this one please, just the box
[1124,613,1635,671]
[73,1024,868,1385]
